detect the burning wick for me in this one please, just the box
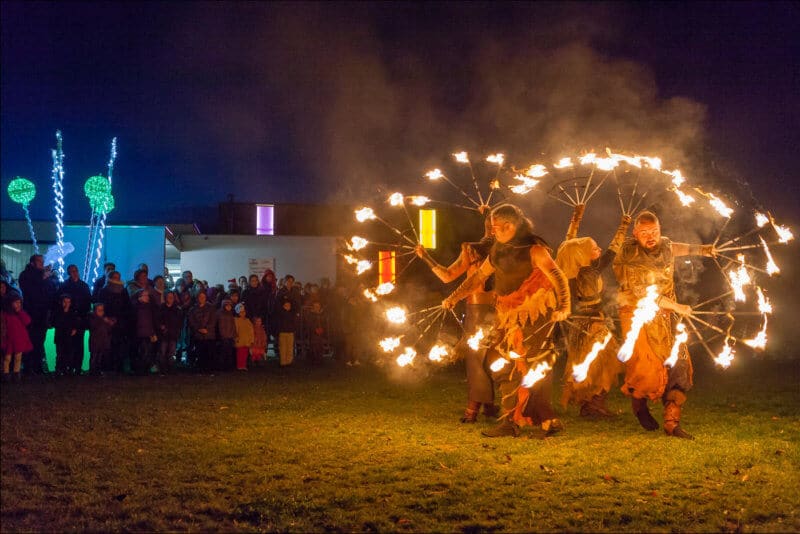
[379,336,402,352]
[355,207,376,222]
[396,347,416,367]
[467,328,484,351]
[486,153,504,165]
[489,358,509,372]
[385,307,407,324]
[388,192,404,206]
[428,345,448,362]
[453,151,469,164]
[713,342,735,369]
[348,236,368,251]
[425,168,444,180]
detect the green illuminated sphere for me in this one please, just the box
[90,192,115,215]
[84,175,112,199]
[7,177,36,205]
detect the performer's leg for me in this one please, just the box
[631,396,659,431]
[663,388,693,439]
[482,357,521,437]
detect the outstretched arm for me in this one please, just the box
[656,294,692,316]
[531,245,571,321]
[672,242,716,258]
[442,258,494,309]
[597,213,633,271]
[565,203,586,241]
[415,244,469,283]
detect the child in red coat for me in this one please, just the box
[2,294,33,383]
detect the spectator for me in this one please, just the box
[306,300,327,365]
[217,298,236,370]
[127,269,149,299]
[238,276,248,292]
[18,254,57,374]
[60,264,92,370]
[96,271,131,373]
[92,262,116,298]
[132,290,158,375]
[88,303,114,376]
[250,316,267,366]
[234,303,254,371]
[241,275,267,325]
[153,275,167,306]
[261,269,278,344]
[188,291,216,371]
[52,294,80,375]
[158,291,183,374]
[2,293,32,383]
[275,288,299,366]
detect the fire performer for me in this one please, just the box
[613,210,715,440]
[415,206,498,423]
[556,203,630,417]
[442,204,570,437]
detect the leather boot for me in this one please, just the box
[481,419,520,438]
[664,399,693,440]
[580,393,614,418]
[460,401,480,423]
[482,404,500,418]
[631,397,659,431]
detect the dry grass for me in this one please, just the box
[2,356,799,532]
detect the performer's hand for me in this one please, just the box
[700,244,717,257]
[442,297,456,310]
[674,303,692,316]
[621,214,632,225]
[552,309,570,322]
[414,244,427,258]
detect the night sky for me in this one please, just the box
[2,2,798,225]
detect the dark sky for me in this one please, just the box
[2,1,798,225]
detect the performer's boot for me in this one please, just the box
[580,393,614,418]
[482,403,499,418]
[631,397,659,431]
[460,401,480,423]
[542,418,564,437]
[663,390,693,440]
[481,418,519,438]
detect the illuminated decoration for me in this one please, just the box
[7,177,39,253]
[664,323,688,368]
[378,250,395,285]
[51,130,66,281]
[521,361,551,388]
[572,332,613,382]
[256,204,275,235]
[419,209,437,249]
[618,285,660,362]
[82,174,114,282]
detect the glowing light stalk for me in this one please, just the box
[51,131,66,281]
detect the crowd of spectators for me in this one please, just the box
[1,255,373,382]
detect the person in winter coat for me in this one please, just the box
[241,275,267,327]
[88,303,114,375]
[233,303,255,370]
[157,291,183,374]
[2,293,33,383]
[216,299,236,370]
[275,289,299,366]
[60,264,92,372]
[305,300,328,365]
[250,316,267,366]
[188,291,217,371]
[132,289,158,375]
[52,293,82,375]
[18,254,57,374]
[95,271,131,373]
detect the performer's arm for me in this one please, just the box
[672,242,716,258]
[531,245,571,321]
[442,258,494,309]
[656,294,692,316]
[565,203,586,241]
[597,213,632,271]
[415,244,468,283]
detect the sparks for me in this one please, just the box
[348,236,369,251]
[388,192,404,206]
[379,336,402,352]
[553,157,573,169]
[453,151,469,164]
[355,207,377,222]
[425,168,444,180]
[486,153,505,165]
[728,255,752,302]
[618,285,661,363]
[760,236,780,275]
[396,347,417,367]
[713,341,735,368]
[375,282,395,295]
[409,196,430,206]
[467,328,484,351]
[664,323,688,368]
[707,193,733,218]
[571,332,613,383]
[521,362,551,388]
[489,358,509,372]
[428,345,448,362]
[386,307,407,324]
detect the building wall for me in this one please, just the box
[179,235,337,286]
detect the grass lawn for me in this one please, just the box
[1,355,799,533]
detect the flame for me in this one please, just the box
[673,188,696,207]
[571,332,613,383]
[521,361,551,388]
[453,151,469,164]
[707,193,733,218]
[755,287,773,314]
[579,153,596,165]
[388,192,404,206]
[618,285,660,362]
[355,207,377,222]
[428,344,448,362]
[375,282,395,295]
[760,236,780,275]
[773,222,794,244]
[664,323,688,368]
[728,255,752,302]
[356,260,372,275]
[363,289,378,302]
[510,175,540,195]
[396,347,416,367]
[409,196,430,206]
[486,153,504,165]
[755,212,769,228]
[508,350,521,360]
[343,254,358,265]
[489,358,509,372]
[489,179,500,190]
[713,341,735,368]
[385,307,407,324]
[379,336,402,352]
[467,328,484,350]
[348,236,368,251]
[553,157,573,169]
[525,164,548,178]
[594,157,619,171]
[426,168,444,180]
[640,156,663,171]
[744,317,768,350]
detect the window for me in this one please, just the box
[256,204,275,235]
